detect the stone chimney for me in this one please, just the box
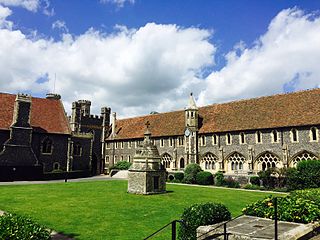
[11,93,32,129]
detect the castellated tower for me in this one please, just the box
[184,93,199,164]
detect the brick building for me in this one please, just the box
[104,89,320,177]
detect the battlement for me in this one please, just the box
[89,114,103,119]
[78,100,91,105]
[16,93,31,102]
[46,93,61,100]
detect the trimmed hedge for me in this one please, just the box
[214,171,225,186]
[183,164,202,184]
[242,188,320,223]
[174,172,184,182]
[179,202,231,240]
[110,161,132,170]
[196,171,213,185]
[0,213,51,240]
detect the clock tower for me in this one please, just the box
[185,93,199,164]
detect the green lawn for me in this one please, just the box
[0,180,283,239]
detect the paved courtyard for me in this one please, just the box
[197,215,320,240]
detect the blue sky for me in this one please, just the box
[1,0,320,117]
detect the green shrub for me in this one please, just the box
[258,169,277,189]
[286,160,320,190]
[178,202,231,240]
[250,176,260,186]
[183,164,202,184]
[291,188,320,206]
[242,190,320,224]
[214,171,225,186]
[243,184,262,190]
[174,172,184,182]
[111,161,132,170]
[224,177,240,188]
[0,213,51,240]
[196,171,213,185]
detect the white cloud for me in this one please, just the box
[0,0,39,12]
[198,8,320,105]
[52,20,68,32]
[0,5,12,29]
[0,15,215,117]
[100,0,134,8]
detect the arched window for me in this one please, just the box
[73,142,82,156]
[291,128,298,142]
[201,153,218,170]
[161,153,172,169]
[212,134,218,145]
[292,150,318,167]
[310,127,318,142]
[180,158,185,169]
[42,138,53,154]
[239,132,245,144]
[226,133,232,145]
[256,152,279,171]
[271,130,278,143]
[227,152,246,171]
[53,162,60,170]
[256,131,262,144]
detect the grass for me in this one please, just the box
[0,180,283,239]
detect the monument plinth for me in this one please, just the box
[128,122,166,195]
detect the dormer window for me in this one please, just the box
[256,131,262,144]
[239,132,246,144]
[42,138,53,154]
[291,128,298,142]
[226,133,232,145]
[310,127,318,142]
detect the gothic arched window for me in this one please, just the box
[42,138,53,154]
[256,152,279,171]
[239,132,245,144]
[292,151,318,167]
[291,128,298,142]
[310,127,318,142]
[201,152,218,170]
[161,153,172,169]
[256,131,262,144]
[227,152,246,171]
[271,130,278,143]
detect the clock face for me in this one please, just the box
[184,128,191,137]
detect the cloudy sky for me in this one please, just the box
[0,0,320,118]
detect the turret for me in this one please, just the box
[78,100,91,116]
[185,93,199,131]
[70,101,81,132]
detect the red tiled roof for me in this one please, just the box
[0,93,71,134]
[111,88,320,140]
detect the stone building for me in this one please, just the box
[128,123,166,194]
[104,89,320,177]
[0,92,108,181]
